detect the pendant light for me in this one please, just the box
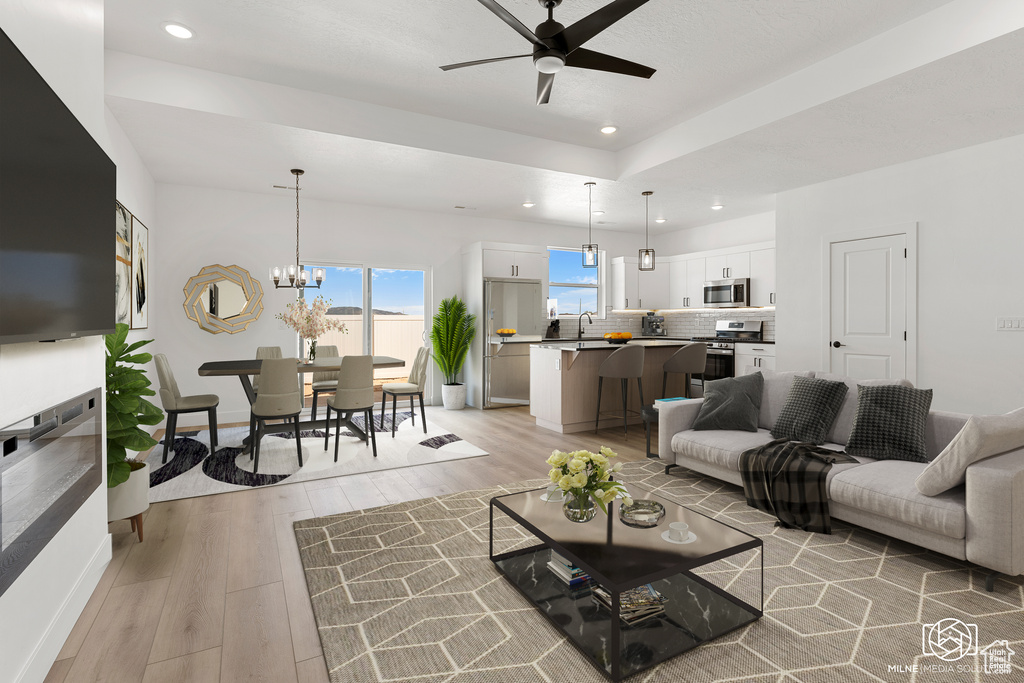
[271,169,325,290]
[582,182,598,268]
[639,191,655,271]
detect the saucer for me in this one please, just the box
[661,530,697,545]
[540,491,565,503]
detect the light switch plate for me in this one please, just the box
[996,317,1024,330]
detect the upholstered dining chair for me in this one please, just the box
[379,346,430,438]
[309,344,340,420]
[595,344,645,436]
[323,355,377,460]
[662,342,707,399]
[153,354,220,464]
[249,357,304,474]
[252,346,282,394]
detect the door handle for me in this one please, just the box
[832,341,845,348]
[511,265,515,277]
[770,293,775,304]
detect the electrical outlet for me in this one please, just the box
[996,317,1024,330]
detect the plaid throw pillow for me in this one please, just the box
[770,375,849,444]
[846,384,933,462]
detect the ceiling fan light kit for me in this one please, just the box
[582,181,598,268]
[639,190,655,271]
[440,0,656,105]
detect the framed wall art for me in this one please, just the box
[131,216,149,329]
[115,201,132,326]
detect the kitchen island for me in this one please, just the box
[529,340,696,434]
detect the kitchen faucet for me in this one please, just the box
[577,312,593,339]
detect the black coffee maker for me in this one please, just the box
[641,313,666,337]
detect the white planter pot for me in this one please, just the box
[441,383,467,410]
[107,462,150,523]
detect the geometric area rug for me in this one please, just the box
[147,410,488,503]
[294,459,1024,682]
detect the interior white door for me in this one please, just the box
[829,234,907,379]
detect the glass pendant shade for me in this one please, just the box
[583,182,598,268]
[582,244,598,267]
[639,248,655,271]
[639,191,656,271]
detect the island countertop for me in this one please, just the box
[531,339,695,351]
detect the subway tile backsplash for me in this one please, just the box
[557,309,775,340]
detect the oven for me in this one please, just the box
[701,344,734,381]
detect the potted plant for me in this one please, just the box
[105,323,163,537]
[430,296,476,410]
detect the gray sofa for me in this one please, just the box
[658,369,1024,582]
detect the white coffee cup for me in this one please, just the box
[669,521,689,541]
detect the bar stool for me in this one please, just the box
[595,345,645,436]
[662,343,707,399]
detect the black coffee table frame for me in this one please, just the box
[490,489,763,682]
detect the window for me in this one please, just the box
[548,248,600,316]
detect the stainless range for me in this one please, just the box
[691,320,763,381]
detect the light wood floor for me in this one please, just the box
[45,406,659,683]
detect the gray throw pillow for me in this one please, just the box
[846,384,933,462]
[770,375,849,444]
[692,372,764,432]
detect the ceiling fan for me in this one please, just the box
[440,0,656,105]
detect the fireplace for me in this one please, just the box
[0,388,102,597]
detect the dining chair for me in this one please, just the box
[252,346,282,394]
[323,355,377,460]
[309,345,340,420]
[153,354,220,463]
[249,357,304,474]
[595,345,645,436]
[662,342,707,399]
[380,346,430,438]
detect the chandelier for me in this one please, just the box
[271,169,324,290]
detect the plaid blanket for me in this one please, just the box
[740,438,858,534]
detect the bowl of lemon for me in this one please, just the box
[496,328,517,338]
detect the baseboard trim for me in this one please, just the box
[13,533,112,683]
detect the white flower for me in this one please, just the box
[548,468,561,483]
[611,462,624,473]
[622,495,633,507]
[557,475,573,491]
[600,446,618,459]
[590,453,608,468]
[547,450,569,467]
[571,472,588,488]
[567,458,587,473]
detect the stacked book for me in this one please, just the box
[547,550,591,589]
[592,584,668,625]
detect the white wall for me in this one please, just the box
[0,4,157,681]
[153,184,645,424]
[776,133,1024,414]
[653,212,776,255]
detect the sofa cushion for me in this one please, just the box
[753,368,816,431]
[692,372,764,432]
[816,373,914,445]
[770,375,849,444]
[671,429,774,471]
[846,385,933,463]
[925,410,971,462]
[829,461,965,538]
[916,407,1024,496]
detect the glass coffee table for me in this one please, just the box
[490,488,763,681]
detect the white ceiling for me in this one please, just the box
[103,0,1024,233]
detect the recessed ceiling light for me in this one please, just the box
[600,126,617,135]
[522,202,536,208]
[163,23,194,39]
[655,218,667,223]
[711,204,724,211]
[592,210,604,216]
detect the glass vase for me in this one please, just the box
[562,491,597,523]
[308,339,317,363]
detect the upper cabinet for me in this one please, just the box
[749,248,776,307]
[638,263,669,311]
[483,249,547,280]
[611,257,668,310]
[668,257,706,308]
[705,252,750,280]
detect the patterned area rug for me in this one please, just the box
[148,411,487,503]
[294,460,1024,682]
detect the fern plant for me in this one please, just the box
[105,323,163,487]
[430,296,476,385]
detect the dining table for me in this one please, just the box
[198,355,406,448]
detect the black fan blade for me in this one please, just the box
[440,54,530,71]
[477,0,545,47]
[565,48,655,79]
[561,0,651,52]
[537,72,555,105]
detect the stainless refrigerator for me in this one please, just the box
[484,278,545,408]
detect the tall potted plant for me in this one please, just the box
[105,323,163,535]
[430,296,476,410]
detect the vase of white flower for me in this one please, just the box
[276,296,347,362]
[545,446,632,523]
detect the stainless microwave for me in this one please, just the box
[703,278,750,308]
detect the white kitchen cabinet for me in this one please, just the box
[610,257,639,309]
[637,263,669,310]
[749,248,776,307]
[684,257,705,308]
[669,259,686,308]
[483,249,547,280]
[706,252,750,280]
[734,344,776,376]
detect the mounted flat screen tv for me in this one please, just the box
[0,27,116,344]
